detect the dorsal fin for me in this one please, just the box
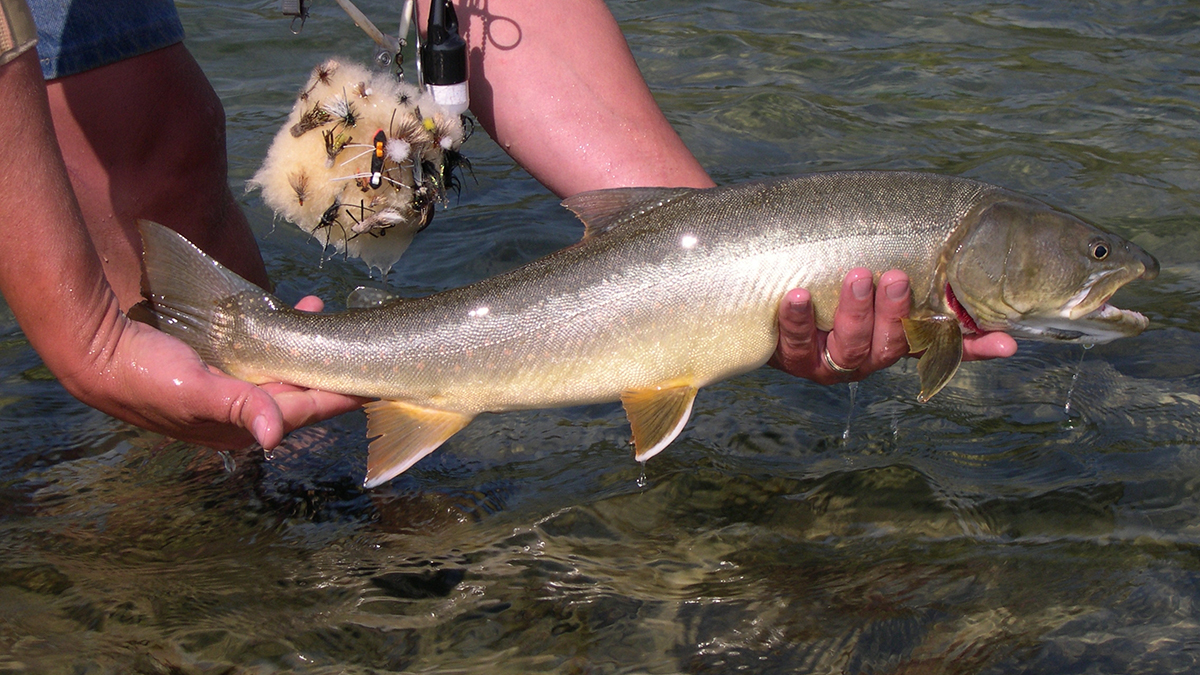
[562,187,695,240]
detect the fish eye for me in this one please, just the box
[1090,241,1110,260]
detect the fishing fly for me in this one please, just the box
[251,0,472,277]
[369,129,387,188]
[322,129,353,167]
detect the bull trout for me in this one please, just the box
[136,171,1158,487]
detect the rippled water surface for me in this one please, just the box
[3,1,1200,673]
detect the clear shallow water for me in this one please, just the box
[2,0,1199,672]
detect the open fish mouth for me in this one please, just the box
[943,282,1146,342]
[1060,270,1124,320]
[1011,299,1149,343]
[1084,301,1147,326]
[1034,268,1149,342]
[957,272,1151,344]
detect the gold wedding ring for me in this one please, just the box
[822,346,857,374]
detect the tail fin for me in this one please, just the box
[134,220,274,364]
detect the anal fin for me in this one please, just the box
[363,400,474,488]
[620,379,699,462]
[901,316,963,403]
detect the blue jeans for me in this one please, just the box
[29,0,184,79]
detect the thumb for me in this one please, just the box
[213,374,287,449]
[158,363,289,450]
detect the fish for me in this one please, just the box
[135,171,1158,488]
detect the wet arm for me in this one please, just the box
[450,0,714,194]
[0,49,360,450]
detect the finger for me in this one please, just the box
[262,383,368,432]
[865,269,912,370]
[165,370,287,450]
[107,323,288,451]
[824,268,875,373]
[294,295,324,312]
[768,288,823,378]
[229,384,287,449]
[963,331,1018,361]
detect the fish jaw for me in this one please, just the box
[997,254,1154,344]
[950,273,1151,343]
[998,303,1149,344]
[953,275,1152,345]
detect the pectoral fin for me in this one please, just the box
[363,400,474,488]
[620,380,699,462]
[901,316,963,403]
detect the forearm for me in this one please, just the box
[439,0,713,195]
[0,50,123,387]
[44,43,270,306]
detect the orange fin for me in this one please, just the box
[363,400,474,488]
[562,187,694,240]
[620,380,699,462]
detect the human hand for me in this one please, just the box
[0,48,363,453]
[61,295,365,452]
[767,268,1018,384]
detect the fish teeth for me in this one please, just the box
[1082,303,1148,330]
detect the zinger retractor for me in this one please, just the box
[420,0,469,117]
[249,58,467,278]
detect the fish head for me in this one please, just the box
[945,198,1158,344]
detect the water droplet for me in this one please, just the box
[218,450,236,474]
[842,381,859,442]
[1063,346,1088,416]
[636,462,648,489]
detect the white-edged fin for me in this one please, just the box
[562,187,695,240]
[363,400,474,488]
[620,380,699,462]
[901,316,963,403]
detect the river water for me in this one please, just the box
[2,1,1199,673]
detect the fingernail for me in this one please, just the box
[251,414,271,447]
[788,296,810,316]
[886,279,909,301]
[852,277,872,300]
